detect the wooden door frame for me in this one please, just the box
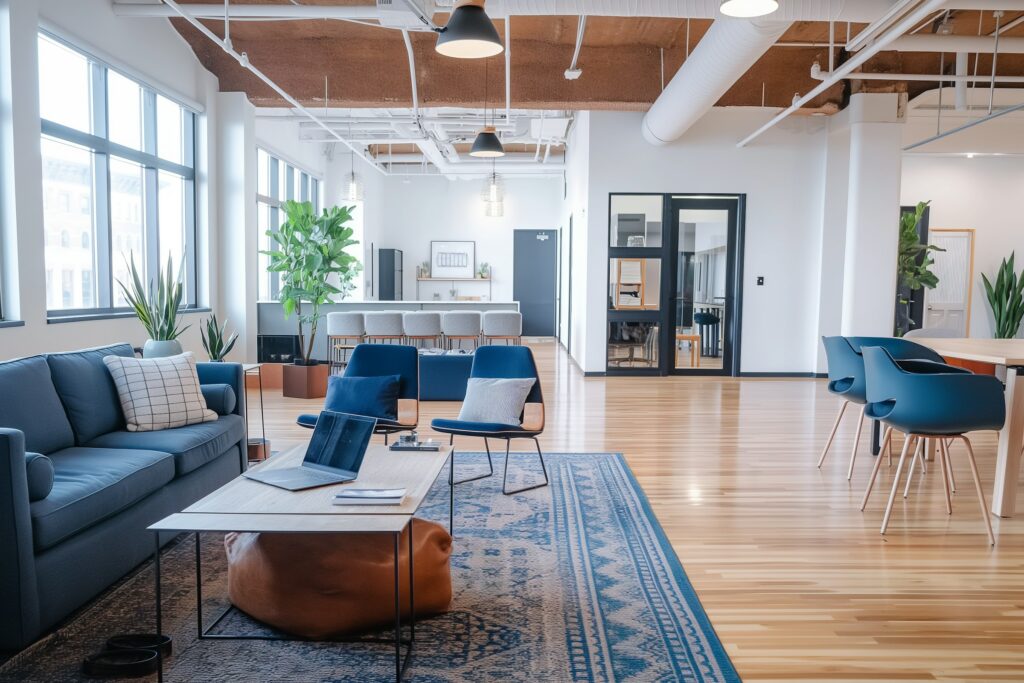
[926,228,976,336]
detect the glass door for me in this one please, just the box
[666,197,743,376]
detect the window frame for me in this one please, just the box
[39,31,199,318]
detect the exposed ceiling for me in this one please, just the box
[112,1,1024,175]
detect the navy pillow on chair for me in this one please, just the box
[325,374,400,422]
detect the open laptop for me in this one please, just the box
[244,411,376,491]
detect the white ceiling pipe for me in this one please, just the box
[889,35,1024,53]
[737,0,949,148]
[159,0,386,174]
[113,3,383,18]
[641,17,791,145]
[485,0,899,21]
[117,0,899,22]
[811,61,1024,82]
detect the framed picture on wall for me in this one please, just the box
[430,240,476,279]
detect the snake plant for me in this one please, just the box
[117,254,189,341]
[201,314,238,361]
[982,252,1024,339]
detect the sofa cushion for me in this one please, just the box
[103,353,217,432]
[200,384,237,416]
[46,343,135,444]
[87,414,245,477]
[457,377,535,426]
[430,418,525,435]
[25,452,55,502]
[0,356,75,454]
[30,447,175,551]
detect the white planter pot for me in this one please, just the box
[142,339,183,358]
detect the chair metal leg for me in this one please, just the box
[846,404,867,480]
[818,400,849,468]
[957,436,996,546]
[501,437,550,495]
[880,426,893,467]
[881,434,916,533]
[943,438,957,493]
[449,436,494,486]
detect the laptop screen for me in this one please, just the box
[303,411,376,475]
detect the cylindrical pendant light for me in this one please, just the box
[435,0,504,59]
[346,151,363,201]
[719,0,779,18]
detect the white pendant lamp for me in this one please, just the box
[719,0,779,18]
[481,164,503,217]
[435,0,504,59]
[346,151,363,202]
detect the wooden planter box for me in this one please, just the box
[282,362,329,399]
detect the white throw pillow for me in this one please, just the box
[457,377,535,426]
[103,352,217,432]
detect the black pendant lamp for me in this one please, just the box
[470,56,504,158]
[435,0,504,59]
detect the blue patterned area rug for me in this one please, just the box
[0,453,738,683]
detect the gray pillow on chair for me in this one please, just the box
[457,378,535,427]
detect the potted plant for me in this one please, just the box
[478,262,490,279]
[201,314,238,361]
[118,254,189,358]
[419,260,430,278]
[982,252,1024,339]
[263,200,360,398]
[895,201,944,336]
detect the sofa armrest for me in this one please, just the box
[0,428,41,650]
[196,362,246,419]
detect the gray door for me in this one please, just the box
[514,229,558,336]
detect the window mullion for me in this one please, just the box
[95,153,112,308]
[184,177,197,306]
[144,166,159,284]
[142,90,157,156]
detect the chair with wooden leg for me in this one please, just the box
[859,346,1004,545]
[819,336,960,480]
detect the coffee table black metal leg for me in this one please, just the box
[195,532,203,639]
[448,451,454,536]
[871,419,881,455]
[153,532,163,683]
[393,531,401,682]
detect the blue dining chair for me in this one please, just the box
[860,346,1004,545]
[296,344,419,442]
[431,346,548,502]
[818,336,953,480]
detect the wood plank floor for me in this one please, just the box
[252,339,1024,682]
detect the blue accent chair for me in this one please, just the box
[296,344,418,442]
[860,346,1004,544]
[431,346,548,525]
[818,336,952,480]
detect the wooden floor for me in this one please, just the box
[253,339,1024,682]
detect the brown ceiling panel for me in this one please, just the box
[169,10,1024,112]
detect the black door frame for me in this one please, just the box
[605,192,745,377]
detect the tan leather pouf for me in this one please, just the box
[224,518,452,639]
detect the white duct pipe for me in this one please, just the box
[955,51,969,111]
[118,0,898,22]
[642,18,791,145]
[889,35,1024,53]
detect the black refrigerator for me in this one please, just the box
[378,249,403,301]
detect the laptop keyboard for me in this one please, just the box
[304,468,345,483]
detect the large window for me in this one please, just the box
[38,33,197,314]
[256,148,320,301]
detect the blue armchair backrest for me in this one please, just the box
[847,336,945,363]
[862,346,1005,434]
[470,346,544,405]
[345,344,418,400]
[822,336,866,403]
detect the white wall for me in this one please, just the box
[580,109,828,374]
[0,0,220,361]
[254,117,325,179]
[373,173,563,303]
[901,155,1024,339]
[562,111,590,365]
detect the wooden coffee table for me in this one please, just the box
[148,443,452,682]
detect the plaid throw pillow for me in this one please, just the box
[103,352,217,432]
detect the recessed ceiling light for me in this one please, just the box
[435,1,504,59]
[719,0,780,18]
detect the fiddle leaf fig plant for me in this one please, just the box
[895,201,944,335]
[982,252,1024,339]
[261,200,361,365]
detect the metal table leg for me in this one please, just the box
[153,532,163,683]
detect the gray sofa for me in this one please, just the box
[0,343,247,651]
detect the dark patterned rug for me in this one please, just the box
[0,453,738,682]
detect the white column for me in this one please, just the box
[840,94,904,337]
[216,92,258,362]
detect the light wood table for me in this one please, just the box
[148,443,452,682]
[913,338,1024,517]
